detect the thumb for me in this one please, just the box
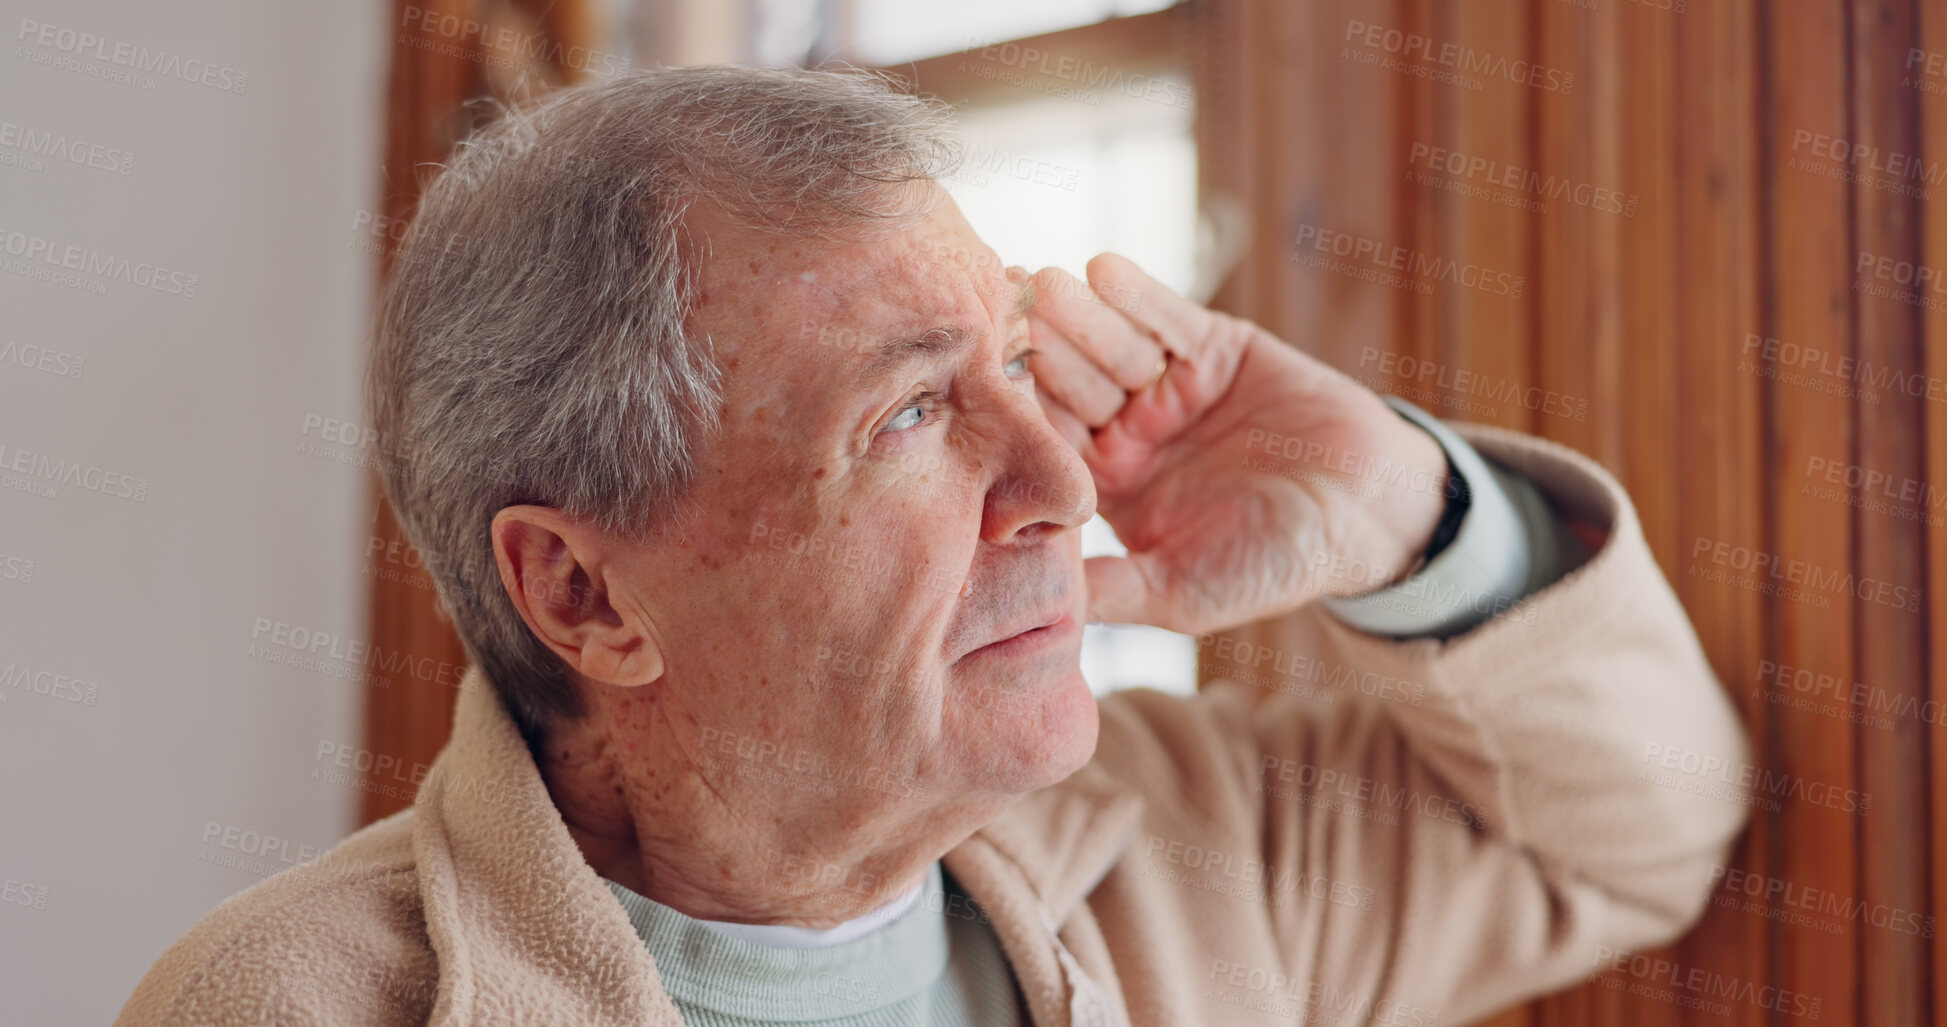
[1084,553,1171,628]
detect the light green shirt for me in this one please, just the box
[604,862,1029,1025]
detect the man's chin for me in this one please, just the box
[1040,668,1101,780]
[975,664,1100,794]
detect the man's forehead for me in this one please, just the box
[791,227,1018,316]
[697,221,1026,356]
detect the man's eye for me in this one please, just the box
[883,404,925,433]
[878,389,938,435]
[1003,348,1039,378]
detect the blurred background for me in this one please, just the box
[1,0,1938,1023]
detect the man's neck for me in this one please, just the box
[532,704,1007,928]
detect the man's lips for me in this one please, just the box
[958,611,1077,663]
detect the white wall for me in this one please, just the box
[0,2,385,1022]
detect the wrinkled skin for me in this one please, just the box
[490,183,1446,926]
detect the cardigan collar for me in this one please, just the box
[412,666,1144,1027]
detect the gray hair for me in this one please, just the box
[368,66,962,744]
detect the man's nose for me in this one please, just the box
[981,382,1097,543]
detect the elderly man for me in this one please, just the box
[118,67,1749,1026]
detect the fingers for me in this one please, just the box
[1084,253,1220,363]
[1029,266,1167,391]
[1027,320,1131,428]
[1034,386,1094,454]
[1083,553,1166,628]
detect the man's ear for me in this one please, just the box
[489,505,664,688]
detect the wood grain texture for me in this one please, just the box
[360,0,597,825]
[1190,0,1939,1022]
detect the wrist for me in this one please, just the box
[1371,414,1453,586]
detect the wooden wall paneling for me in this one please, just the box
[363,0,490,827]
[1533,0,1623,475]
[1255,0,1312,381]
[362,0,595,825]
[1668,3,1771,1027]
[1531,0,1628,1016]
[1399,0,1443,383]
[1612,2,1689,569]
[1764,0,1864,1020]
[1922,0,1947,1008]
[1216,0,1341,698]
[1188,0,1264,323]
[1186,0,1256,692]
[1441,0,1535,439]
[1848,2,1930,1024]
[1290,0,1403,373]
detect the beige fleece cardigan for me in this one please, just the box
[115,424,1752,1027]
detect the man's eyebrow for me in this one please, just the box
[1010,278,1037,324]
[853,282,1035,389]
[856,326,977,389]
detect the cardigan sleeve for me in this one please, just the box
[1321,397,1592,639]
[1269,423,1752,1022]
[1094,423,1754,1025]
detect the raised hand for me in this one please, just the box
[1027,254,1450,636]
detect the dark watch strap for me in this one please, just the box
[1421,453,1472,564]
